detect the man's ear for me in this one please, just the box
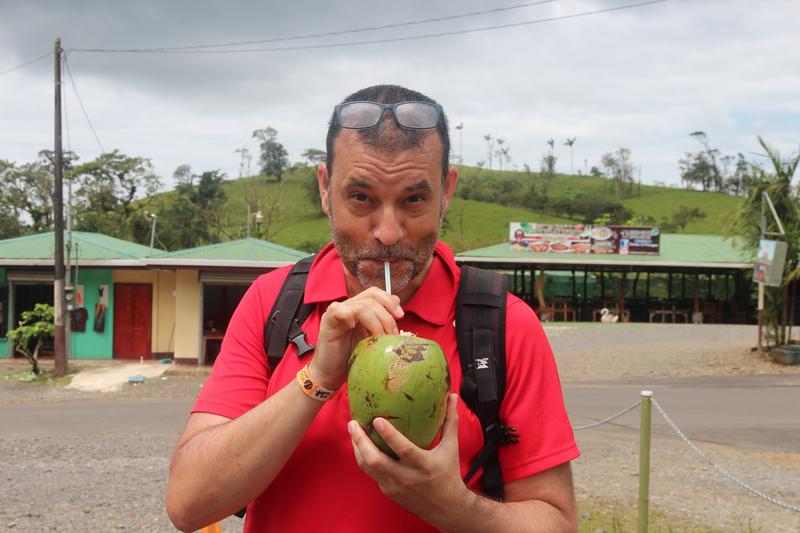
[317,163,331,215]
[441,164,459,215]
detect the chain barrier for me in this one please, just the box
[651,398,800,514]
[572,399,641,430]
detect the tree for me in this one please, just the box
[679,151,716,191]
[6,303,54,375]
[0,160,25,238]
[725,153,756,197]
[689,131,722,192]
[564,137,576,175]
[483,134,494,169]
[733,136,800,347]
[659,206,706,232]
[153,167,228,250]
[601,148,634,204]
[73,150,161,239]
[570,195,631,225]
[1,150,77,233]
[252,127,289,182]
[539,153,557,198]
[301,148,327,166]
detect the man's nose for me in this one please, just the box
[371,206,405,246]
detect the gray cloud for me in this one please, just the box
[1,0,798,189]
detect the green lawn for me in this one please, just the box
[155,164,745,253]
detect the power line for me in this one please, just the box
[72,0,561,53]
[62,55,72,152]
[70,0,669,55]
[0,50,53,76]
[63,53,105,153]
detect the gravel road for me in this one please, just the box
[1,324,798,532]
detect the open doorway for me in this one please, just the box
[12,284,55,357]
[201,284,248,365]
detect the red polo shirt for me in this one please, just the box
[193,241,579,532]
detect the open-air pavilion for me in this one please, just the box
[455,234,755,324]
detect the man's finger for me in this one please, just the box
[373,417,424,465]
[439,394,460,451]
[353,287,404,319]
[348,420,389,476]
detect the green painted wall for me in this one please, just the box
[70,269,113,360]
[0,267,8,357]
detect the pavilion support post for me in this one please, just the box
[583,266,588,303]
[600,267,605,301]
[681,273,686,300]
[620,272,627,320]
[667,272,672,301]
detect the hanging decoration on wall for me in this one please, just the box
[93,284,108,333]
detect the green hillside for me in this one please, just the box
[170,165,743,254]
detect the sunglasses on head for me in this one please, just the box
[334,101,443,131]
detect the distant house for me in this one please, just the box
[0,232,160,361]
[0,233,309,365]
[145,238,311,365]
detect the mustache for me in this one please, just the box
[358,243,416,261]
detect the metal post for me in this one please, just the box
[149,213,157,255]
[246,204,251,238]
[757,284,765,352]
[638,390,653,533]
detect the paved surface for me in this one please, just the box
[564,374,800,453]
[3,373,796,451]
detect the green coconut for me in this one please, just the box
[347,334,451,456]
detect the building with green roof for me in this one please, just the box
[0,231,161,361]
[143,238,311,365]
[456,234,755,324]
[0,232,308,364]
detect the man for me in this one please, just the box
[167,85,579,532]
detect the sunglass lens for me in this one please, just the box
[395,102,439,129]
[338,102,382,129]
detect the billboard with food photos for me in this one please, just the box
[509,223,592,254]
[509,223,660,255]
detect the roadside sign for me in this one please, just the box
[753,239,787,287]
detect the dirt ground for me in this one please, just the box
[1,324,798,532]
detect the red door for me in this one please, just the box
[113,283,152,360]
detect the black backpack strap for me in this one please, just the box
[263,255,316,373]
[456,266,519,501]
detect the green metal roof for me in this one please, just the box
[0,231,159,265]
[457,234,754,270]
[148,238,310,265]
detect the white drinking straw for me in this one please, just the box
[384,261,392,295]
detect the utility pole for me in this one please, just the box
[53,37,67,377]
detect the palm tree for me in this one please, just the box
[496,138,505,171]
[483,134,494,169]
[564,137,576,175]
[455,123,464,164]
[733,136,800,347]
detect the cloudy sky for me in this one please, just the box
[1,0,798,191]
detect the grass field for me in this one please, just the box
[173,164,744,253]
[576,497,761,533]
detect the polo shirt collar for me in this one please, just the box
[304,241,458,326]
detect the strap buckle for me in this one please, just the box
[290,319,314,356]
[486,423,520,445]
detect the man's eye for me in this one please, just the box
[407,195,426,204]
[350,192,369,202]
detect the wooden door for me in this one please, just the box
[113,283,152,359]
